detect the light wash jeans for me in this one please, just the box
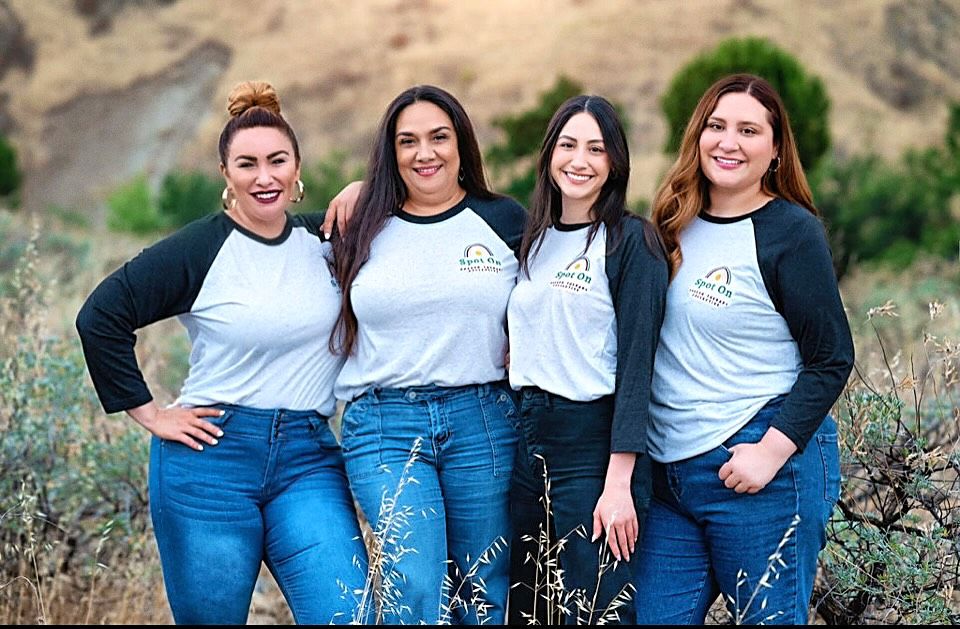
[340,383,518,625]
[149,404,367,625]
[632,397,841,625]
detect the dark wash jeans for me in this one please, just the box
[632,396,841,625]
[509,388,652,625]
[149,404,367,625]
[340,382,518,625]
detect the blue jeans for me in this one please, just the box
[340,383,518,625]
[632,398,841,625]
[509,389,651,625]
[149,405,367,625]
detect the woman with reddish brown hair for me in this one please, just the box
[632,74,853,624]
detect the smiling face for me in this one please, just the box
[550,112,610,220]
[221,126,300,236]
[698,91,777,206]
[394,100,463,210]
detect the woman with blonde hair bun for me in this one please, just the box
[77,81,366,624]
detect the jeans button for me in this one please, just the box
[407,391,417,401]
[499,393,508,403]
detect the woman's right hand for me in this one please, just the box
[321,180,364,239]
[127,401,225,451]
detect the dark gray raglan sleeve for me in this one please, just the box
[755,203,855,451]
[469,195,527,256]
[606,217,669,453]
[75,214,232,414]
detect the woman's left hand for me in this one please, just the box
[592,485,637,562]
[718,427,797,494]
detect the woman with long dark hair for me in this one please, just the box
[331,85,526,625]
[506,95,668,624]
[632,74,853,624]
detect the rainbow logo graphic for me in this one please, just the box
[565,256,591,272]
[688,266,734,308]
[464,243,494,259]
[458,243,503,274]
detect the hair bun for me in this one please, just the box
[227,81,281,117]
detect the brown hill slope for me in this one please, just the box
[3,0,959,213]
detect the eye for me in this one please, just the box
[590,145,606,154]
[558,141,574,149]
[741,127,758,136]
[398,137,415,147]
[272,157,287,165]
[706,122,723,131]
[237,161,254,168]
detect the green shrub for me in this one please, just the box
[660,37,830,171]
[0,135,22,203]
[106,175,164,235]
[157,170,221,228]
[486,76,584,206]
[299,151,366,214]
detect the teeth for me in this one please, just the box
[566,172,590,182]
[715,157,741,165]
[416,166,440,175]
[254,192,280,200]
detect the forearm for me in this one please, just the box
[604,452,637,489]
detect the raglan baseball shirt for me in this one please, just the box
[648,199,854,463]
[334,194,526,401]
[507,216,669,453]
[76,211,344,417]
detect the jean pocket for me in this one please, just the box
[817,431,841,506]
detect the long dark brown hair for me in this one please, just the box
[520,95,661,274]
[330,85,497,355]
[651,73,815,278]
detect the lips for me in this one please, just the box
[413,165,441,176]
[712,156,743,169]
[564,171,593,183]
[252,191,282,204]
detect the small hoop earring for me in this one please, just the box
[290,179,305,204]
[221,187,232,210]
[769,156,781,173]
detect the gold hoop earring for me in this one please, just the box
[290,179,305,204]
[221,187,233,210]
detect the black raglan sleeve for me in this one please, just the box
[75,214,231,414]
[470,195,527,256]
[755,203,854,451]
[606,217,669,453]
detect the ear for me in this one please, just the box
[294,161,302,183]
[219,162,228,181]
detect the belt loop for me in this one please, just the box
[544,390,553,411]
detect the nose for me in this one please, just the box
[255,165,273,186]
[569,147,589,169]
[718,130,739,152]
[415,144,436,161]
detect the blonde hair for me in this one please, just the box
[227,80,282,117]
[218,80,299,165]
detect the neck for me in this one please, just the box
[706,186,774,218]
[559,197,594,224]
[226,209,287,239]
[403,187,467,216]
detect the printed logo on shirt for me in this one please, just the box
[688,266,734,308]
[458,243,503,273]
[549,256,593,293]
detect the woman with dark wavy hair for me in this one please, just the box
[506,95,668,624]
[633,74,853,625]
[331,85,525,625]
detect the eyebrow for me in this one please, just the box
[707,115,764,127]
[558,134,604,143]
[233,150,290,162]
[396,125,452,137]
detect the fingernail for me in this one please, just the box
[591,534,598,542]
[324,232,331,240]
[211,438,218,445]
[219,410,225,416]
[196,444,204,451]
[217,430,224,437]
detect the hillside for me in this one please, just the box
[2,0,959,214]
